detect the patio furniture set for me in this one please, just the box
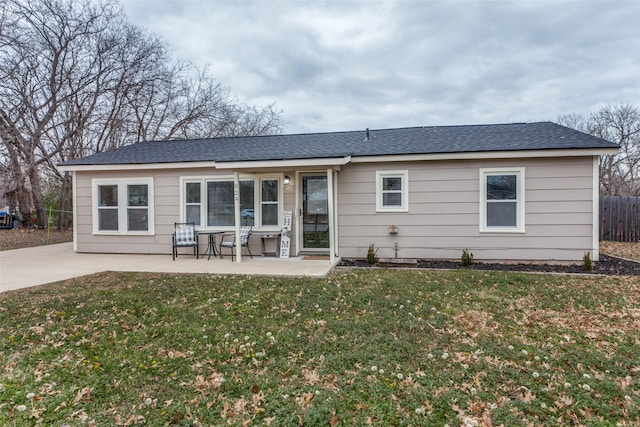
[172,222,281,261]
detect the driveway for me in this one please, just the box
[0,243,335,293]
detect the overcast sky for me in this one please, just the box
[121,0,640,134]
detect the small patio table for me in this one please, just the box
[256,232,281,257]
[198,230,225,260]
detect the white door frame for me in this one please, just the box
[296,171,333,255]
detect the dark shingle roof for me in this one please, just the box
[60,122,619,166]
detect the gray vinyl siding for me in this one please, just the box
[75,168,297,255]
[74,155,597,261]
[337,157,595,261]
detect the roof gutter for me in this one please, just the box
[57,161,217,172]
[350,148,619,163]
[57,156,354,172]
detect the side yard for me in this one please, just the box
[0,270,638,425]
[0,229,73,251]
[600,241,640,261]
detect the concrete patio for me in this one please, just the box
[0,243,337,293]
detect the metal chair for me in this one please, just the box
[219,226,253,261]
[172,222,199,260]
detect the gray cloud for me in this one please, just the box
[122,0,640,133]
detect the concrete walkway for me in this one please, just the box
[0,243,336,293]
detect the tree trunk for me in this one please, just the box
[27,165,46,228]
[58,172,71,230]
[16,175,33,227]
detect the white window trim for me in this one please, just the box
[182,181,203,227]
[92,178,155,235]
[259,178,280,228]
[479,167,525,233]
[179,174,283,231]
[376,170,409,212]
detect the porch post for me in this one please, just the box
[327,168,335,264]
[233,171,242,262]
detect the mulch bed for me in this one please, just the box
[339,254,640,276]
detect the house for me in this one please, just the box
[58,122,619,262]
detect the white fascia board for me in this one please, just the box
[59,156,353,172]
[214,156,352,169]
[350,148,619,163]
[58,161,217,172]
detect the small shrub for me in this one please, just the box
[461,248,474,266]
[582,251,593,271]
[366,243,379,265]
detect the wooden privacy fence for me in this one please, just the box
[600,196,640,242]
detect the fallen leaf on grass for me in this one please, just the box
[252,390,265,409]
[74,387,93,404]
[555,394,574,408]
[28,407,45,419]
[164,349,187,358]
[193,372,225,390]
[482,411,493,427]
[616,376,632,390]
[234,396,248,414]
[330,412,339,426]
[115,414,145,426]
[296,392,315,409]
[302,367,320,385]
[220,401,234,420]
[70,409,88,421]
[518,387,536,403]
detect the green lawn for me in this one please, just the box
[1,270,639,426]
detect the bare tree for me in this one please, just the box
[0,0,283,228]
[558,104,640,196]
[0,0,121,225]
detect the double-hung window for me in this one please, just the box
[182,176,281,230]
[261,179,279,226]
[480,168,525,232]
[97,185,119,231]
[127,184,150,231]
[93,178,154,234]
[185,182,201,225]
[376,170,409,212]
